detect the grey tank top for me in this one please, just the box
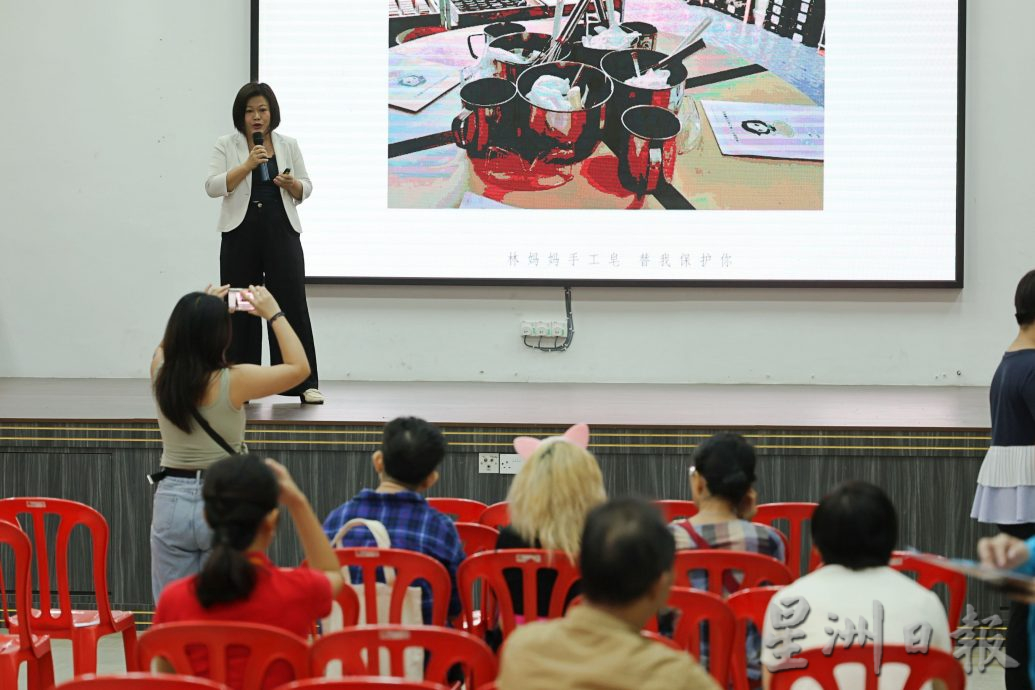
[155,368,247,470]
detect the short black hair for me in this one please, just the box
[232,82,281,134]
[1016,270,1035,327]
[811,481,897,570]
[580,498,675,605]
[692,433,757,506]
[381,417,447,486]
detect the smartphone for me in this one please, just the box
[227,288,255,312]
[281,168,291,175]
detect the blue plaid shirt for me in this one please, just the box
[322,489,464,623]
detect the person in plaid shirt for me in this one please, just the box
[669,433,784,686]
[322,416,464,623]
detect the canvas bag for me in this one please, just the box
[325,518,424,679]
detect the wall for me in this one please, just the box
[1,1,1029,385]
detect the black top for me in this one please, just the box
[990,349,1035,446]
[250,154,282,204]
[495,525,581,617]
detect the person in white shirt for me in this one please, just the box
[761,481,951,689]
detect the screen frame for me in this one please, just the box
[251,0,966,289]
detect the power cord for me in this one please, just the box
[523,286,574,352]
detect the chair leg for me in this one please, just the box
[27,653,56,690]
[0,658,19,690]
[70,628,99,676]
[121,625,140,672]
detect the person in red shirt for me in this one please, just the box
[153,453,345,689]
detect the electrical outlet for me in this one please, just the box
[478,453,500,474]
[499,453,524,475]
[534,321,549,336]
[551,320,567,338]
[520,320,534,336]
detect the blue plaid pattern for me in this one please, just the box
[322,489,465,623]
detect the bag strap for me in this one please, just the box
[190,408,237,456]
[330,518,398,585]
[677,521,742,594]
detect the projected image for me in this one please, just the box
[387,0,825,210]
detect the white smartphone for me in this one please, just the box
[227,288,255,312]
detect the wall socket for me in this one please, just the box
[519,320,568,338]
[478,453,500,474]
[499,453,525,475]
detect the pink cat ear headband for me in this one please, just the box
[513,423,590,460]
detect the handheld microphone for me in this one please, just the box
[252,132,270,182]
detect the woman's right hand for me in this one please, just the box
[979,533,1031,570]
[246,144,269,171]
[245,285,282,320]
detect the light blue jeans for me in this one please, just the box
[150,474,212,604]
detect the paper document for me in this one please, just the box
[701,100,824,161]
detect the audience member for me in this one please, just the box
[153,453,343,689]
[150,286,310,601]
[497,498,720,690]
[972,268,1035,690]
[497,423,607,616]
[669,432,784,681]
[760,481,950,690]
[322,416,464,623]
[979,532,1035,689]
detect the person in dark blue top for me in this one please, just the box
[972,269,1035,690]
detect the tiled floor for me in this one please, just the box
[631,0,826,105]
[15,634,1009,688]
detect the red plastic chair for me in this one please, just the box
[477,502,510,529]
[641,630,682,651]
[655,500,698,523]
[310,577,360,637]
[673,550,793,597]
[455,522,499,555]
[769,645,965,690]
[0,498,137,676]
[56,673,229,688]
[330,547,452,626]
[643,587,734,685]
[138,622,310,690]
[427,498,488,522]
[281,678,449,690]
[311,625,497,688]
[0,519,55,690]
[726,586,781,690]
[753,502,820,577]
[458,549,581,640]
[889,550,967,632]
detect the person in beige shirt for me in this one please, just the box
[497,498,721,690]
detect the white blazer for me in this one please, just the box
[204,131,313,233]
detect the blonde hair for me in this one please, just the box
[507,440,607,559]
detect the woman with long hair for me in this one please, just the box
[153,453,344,688]
[497,424,607,616]
[150,284,309,601]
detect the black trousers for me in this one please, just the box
[1000,522,1035,690]
[219,199,318,396]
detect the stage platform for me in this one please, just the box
[0,378,992,428]
[0,378,1002,626]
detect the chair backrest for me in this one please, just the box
[0,518,35,650]
[455,522,499,555]
[279,678,450,690]
[654,500,698,523]
[56,673,230,689]
[672,550,793,596]
[138,622,309,689]
[334,547,452,626]
[726,586,782,690]
[643,587,735,685]
[458,549,581,640]
[889,550,967,632]
[426,498,488,523]
[753,502,819,577]
[477,502,510,529]
[768,645,965,690]
[0,497,117,630]
[641,630,682,651]
[311,625,497,688]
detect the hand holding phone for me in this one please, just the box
[227,288,255,312]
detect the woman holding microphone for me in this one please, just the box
[149,284,309,601]
[205,82,323,404]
